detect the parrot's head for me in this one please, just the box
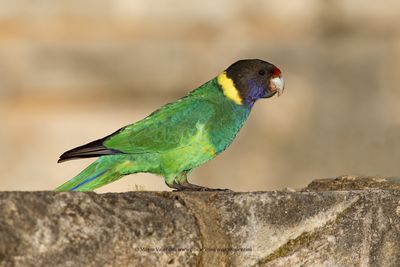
[217,59,284,108]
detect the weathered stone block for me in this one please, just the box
[1,176,400,266]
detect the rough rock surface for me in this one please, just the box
[1,176,400,266]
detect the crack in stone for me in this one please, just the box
[162,192,235,267]
[255,194,361,266]
[158,192,205,267]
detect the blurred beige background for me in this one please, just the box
[1,0,400,192]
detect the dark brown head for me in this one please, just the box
[217,59,284,108]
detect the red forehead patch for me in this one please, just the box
[273,67,281,77]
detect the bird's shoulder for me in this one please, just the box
[103,81,222,153]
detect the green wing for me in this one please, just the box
[103,97,216,154]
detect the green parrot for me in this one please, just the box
[56,59,284,191]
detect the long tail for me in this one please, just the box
[56,156,135,192]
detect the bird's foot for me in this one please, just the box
[172,182,233,192]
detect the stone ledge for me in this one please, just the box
[1,176,400,266]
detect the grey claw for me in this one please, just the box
[170,180,233,192]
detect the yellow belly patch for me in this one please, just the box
[217,71,243,105]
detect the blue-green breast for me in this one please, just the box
[204,79,251,154]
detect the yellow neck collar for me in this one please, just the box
[217,71,243,105]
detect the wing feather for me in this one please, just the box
[58,96,216,162]
[104,98,215,153]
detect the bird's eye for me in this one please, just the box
[258,70,265,76]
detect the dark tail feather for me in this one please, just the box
[58,137,122,163]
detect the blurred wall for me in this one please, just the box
[1,0,400,192]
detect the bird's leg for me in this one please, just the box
[172,182,232,192]
[170,172,233,192]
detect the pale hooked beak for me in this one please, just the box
[270,76,285,96]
